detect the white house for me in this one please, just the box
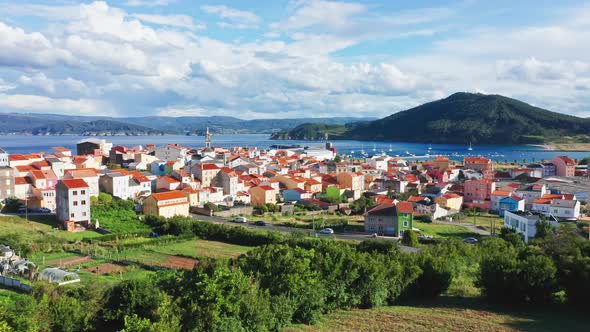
[503,211,557,243]
[550,199,580,220]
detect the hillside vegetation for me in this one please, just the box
[272,93,590,144]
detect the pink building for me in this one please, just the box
[463,179,496,210]
[550,156,575,177]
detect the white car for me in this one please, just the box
[233,217,247,223]
[319,228,334,235]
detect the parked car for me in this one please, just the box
[253,220,267,226]
[319,228,334,235]
[17,207,27,213]
[462,237,479,244]
[233,217,248,223]
[369,233,378,238]
[38,208,51,213]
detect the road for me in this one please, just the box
[192,214,420,253]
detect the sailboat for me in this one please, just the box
[428,144,432,151]
[360,145,367,157]
[388,144,393,152]
[467,142,473,151]
[372,144,377,152]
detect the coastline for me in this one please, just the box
[527,143,590,152]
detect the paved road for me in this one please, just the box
[191,214,420,253]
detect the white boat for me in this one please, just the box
[467,142,473,151]
[388,144,393,152]
[372,144,377,152]
[428,144,432,151]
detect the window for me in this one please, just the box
[81,200,86,205]
[81,190,86,195]
[403,221,409,227]
[70,213,75,218]
[82,212,87,217]
[73,190,78,195]
[73,201,78,206]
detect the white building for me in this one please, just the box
[56,179,91,231]
[550,199,581,220]
[503,211,557,243]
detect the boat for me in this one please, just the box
[428,144,432,151]
[372,144,377,152]
[388,144,393,152]
[467,142,473,151]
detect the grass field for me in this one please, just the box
[147,239,253,259]
[0,215,103,243]
[451,213,504,234]
[413,221,478,240]
[286,297,590,332]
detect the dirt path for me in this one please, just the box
[161,256,197,269]
[46,255,92,267]
[84,263,126,275]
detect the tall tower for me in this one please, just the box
[205,127,212,149]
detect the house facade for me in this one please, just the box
[503,211,557,243]
[498,195,525,217]
[550,156,575,177]
[56,179,91,231]
[249,185,276,205]
[364,202,414,236]
[143,191,190,218]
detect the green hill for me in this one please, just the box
[272,93,590,144]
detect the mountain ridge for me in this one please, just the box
[271,93,590,144]
[0,113,375,135]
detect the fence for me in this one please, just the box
[0,276,32,293]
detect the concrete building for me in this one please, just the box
[99,172,131,200]
[143,191,190,218]
[192,163,220,188]
[64,169,100,197]
[0,148,8,167]
[77,138,112,156]
[0,166,14,201]
[56,179,91,231]
[503,211,557,243]
[249,185,277,205]
[550,156,576,177]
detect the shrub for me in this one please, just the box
[402,230,419,247]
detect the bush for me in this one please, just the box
[402,230,419,247]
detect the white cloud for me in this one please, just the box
[271,0,365,31]
[132,14,205,31]
[201,5,260,29]
[0,93,112,115]
[0,79,16,92]
[18,72,56,94]
[0,21,74,68]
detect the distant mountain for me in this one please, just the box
[272,93,590,144]
[0,114,165,136]
[0,113,374,135]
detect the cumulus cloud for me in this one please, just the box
[0,1,589,118]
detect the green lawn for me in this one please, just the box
[413,221,479,240]
[286,297,590,332]
[452,213,504,234]
[146,239,253,259]
[0,215,103,244]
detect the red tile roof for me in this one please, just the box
[61,178,89,189]
[151,190,187,201]
[257,185,275,191]
[396,201,414,214]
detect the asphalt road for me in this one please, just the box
[191,214,420,253]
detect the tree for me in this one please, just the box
[402,230,419,247]
[350,196,375,214]
[333,154,342,163]
[535,219,554,239]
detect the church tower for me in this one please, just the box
[205,127,212,149]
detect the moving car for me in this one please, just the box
[233,217,247,223]
[253,220,267,226]
[319,228,334,235]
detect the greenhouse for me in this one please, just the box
[39,268,80,285]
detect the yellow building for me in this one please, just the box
[143,190,190,218]
[249,185,277,206]
[434,193,463,211]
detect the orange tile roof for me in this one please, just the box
[61,178,89,189]
[151,190,187,201]
[491,190,512,196]
[396,201,415,214]
[160,176,180,183]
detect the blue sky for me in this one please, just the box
[0,0,589,119]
